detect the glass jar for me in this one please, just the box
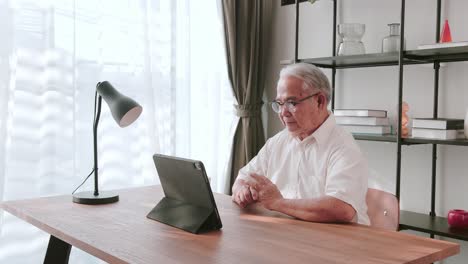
[382,23,405,53]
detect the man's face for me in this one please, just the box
[275,76,324,137]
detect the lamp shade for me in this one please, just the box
[96,81,143,127]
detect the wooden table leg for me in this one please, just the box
[43,235,71,264]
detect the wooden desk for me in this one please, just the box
[0,185,459,264]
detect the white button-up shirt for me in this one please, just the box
[238,114,370,225]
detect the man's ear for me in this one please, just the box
[317,94,324,107]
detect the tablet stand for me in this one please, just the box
[147,197,221,234]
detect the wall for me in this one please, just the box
[265,0,468,263]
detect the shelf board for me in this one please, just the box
[300,52,403,68]
[353,134,397,142]
[300,46,468,68]
[352,134,468,146]
[299,52,428,69]
[281,0,307,6]
[405,46,468,63]
[400,210,468,241]
[402,137,468,146]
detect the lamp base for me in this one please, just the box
[73,191,119,205]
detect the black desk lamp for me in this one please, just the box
[73,81,143,205]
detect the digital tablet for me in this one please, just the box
[147,154,222,234]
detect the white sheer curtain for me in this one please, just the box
[0,0,234,263]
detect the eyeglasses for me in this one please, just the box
[270,92,320,113]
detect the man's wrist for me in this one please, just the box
[267,198,284,211]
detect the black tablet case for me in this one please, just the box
[147,154,222,234]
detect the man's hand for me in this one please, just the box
[232,180,259,208]
[233,175,356,223]
[249,173,283,210]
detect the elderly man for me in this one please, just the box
[232,63,369,225]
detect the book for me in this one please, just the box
[341,125,391,135]
[335,116,390,126]
[334,109,387,118]
[412,118,464,130]
[417,41,468,50]
[412,128,465,140]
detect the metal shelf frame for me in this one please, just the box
[290,0,468,241]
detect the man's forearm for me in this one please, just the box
[268,196,356,223]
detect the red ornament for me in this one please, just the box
[447,209,468,228]
[440,19,452,43]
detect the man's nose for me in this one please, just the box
[280,105,291,116]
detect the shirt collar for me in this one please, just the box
[304,112,335,147]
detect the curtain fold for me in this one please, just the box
[222,0,271,193]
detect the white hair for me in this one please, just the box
[279,63,332,102]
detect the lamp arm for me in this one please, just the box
[93,90,102,196]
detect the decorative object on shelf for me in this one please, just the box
[337,23,366,56]
[447,209,468,228]
[465,108,468,139]
[72,81,143,205]
[440,19,452,43]
[400,101,410,137]
[382,23,405,53]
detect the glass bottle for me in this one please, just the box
[382,23,404,53]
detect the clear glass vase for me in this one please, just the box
[337,23,366,56]
[382,23,405,53]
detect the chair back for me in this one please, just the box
[366,188,399,231]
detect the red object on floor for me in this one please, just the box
[440,19,452,43]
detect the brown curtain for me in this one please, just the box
[221,0,271,194]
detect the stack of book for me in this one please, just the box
[334,109,391,135]
[412,118,465,140]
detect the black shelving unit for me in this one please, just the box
[287,0,468,241]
